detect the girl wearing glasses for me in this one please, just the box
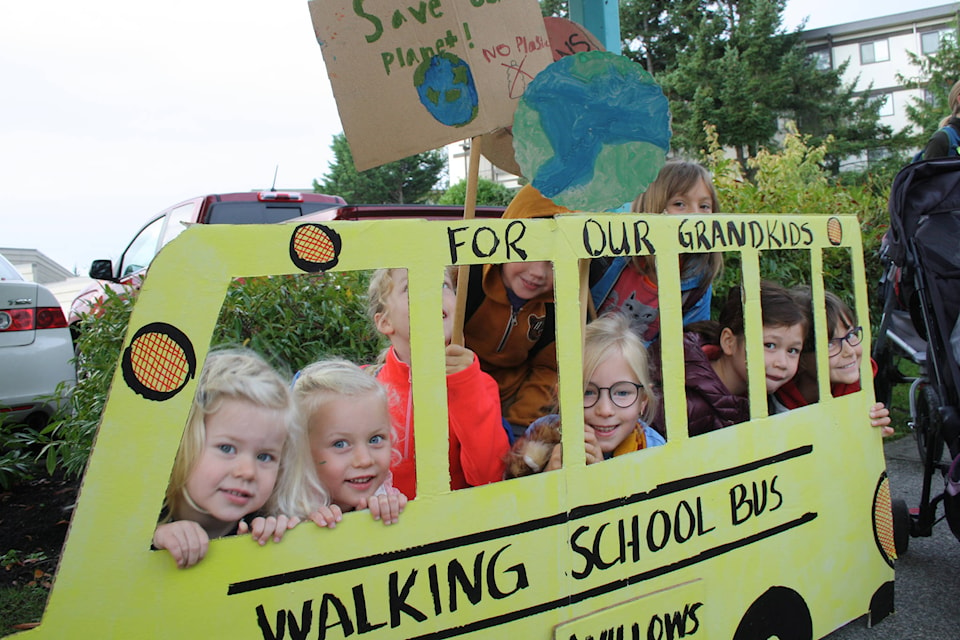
[504,313,664,478]
[775,287,892,435]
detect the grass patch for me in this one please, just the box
[0,585,47,637]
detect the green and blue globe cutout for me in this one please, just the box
[414,52,479,127]
[513,50,672,211]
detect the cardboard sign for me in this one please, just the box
[23,213,893,638]
[513,51,671,211]
[308,0,554,171]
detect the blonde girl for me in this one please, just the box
[153,348,328,569]
[293,358,407,526]
[509,313,665,477]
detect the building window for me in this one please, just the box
[921,29,956,55]
[873,93,894,117]
[921,31,942,54]
[868,147,893,164]
[860,40,890,64]
[810,49,831,71]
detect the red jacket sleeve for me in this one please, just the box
[447,356,510,488]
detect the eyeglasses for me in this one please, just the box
[827,326,863,357]
[583,381,644,408]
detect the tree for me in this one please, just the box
[315,133,446,204]
[617,0,892,173]
[438,178,517,206]
[897,26,960,147]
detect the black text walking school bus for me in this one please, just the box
[22,212,895,639]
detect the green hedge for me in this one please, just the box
[0,271,386,486]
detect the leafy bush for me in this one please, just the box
[439,178,517,206]
[700,123,890,325]
[212,271,386,374]
[3,271,385,485]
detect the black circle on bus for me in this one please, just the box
[289,224,342,272]
[733,586,812,640]
[121,322,196,401]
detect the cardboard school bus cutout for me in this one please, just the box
[23,213,895,639]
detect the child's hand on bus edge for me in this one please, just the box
[869,402,894,437]
[241,515,300,545]
[445,344,474,375]
[308,504,344,529]
[584,426,602,465]
[153,520,210,569]
[359,488,408,526]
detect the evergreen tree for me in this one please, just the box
[315,133,446,204]
[614,0,893,172]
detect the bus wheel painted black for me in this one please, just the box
[733,586,812,640]
[869,581,894,626]
[892,498,911,556]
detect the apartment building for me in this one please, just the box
[801,3,960,139]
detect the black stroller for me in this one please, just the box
[873,156,960,553]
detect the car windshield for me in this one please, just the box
[206,202,341,224]
[0,254,24,281]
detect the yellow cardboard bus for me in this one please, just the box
[21,212,895,639]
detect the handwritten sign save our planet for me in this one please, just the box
[308,0,553,171]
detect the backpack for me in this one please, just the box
[913,124,960,162]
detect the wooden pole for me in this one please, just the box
[451,137,483,346]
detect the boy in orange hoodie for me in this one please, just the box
[463,184,571,437]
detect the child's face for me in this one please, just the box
[762,324,804,394]
[828,318,863,385]
[663,179,714,214]
[375,269,411,358]
[500,261,553,301]
[583,352,647,455]
[184,398,285,531]
[308,392,393,511]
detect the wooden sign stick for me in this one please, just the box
[451,137,483,346]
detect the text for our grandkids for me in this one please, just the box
[350,0,545,77]
[446,217,821,265]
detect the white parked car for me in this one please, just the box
[0,253,76,428]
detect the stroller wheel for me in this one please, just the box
[891,498,910,556]
[915,385,945,464]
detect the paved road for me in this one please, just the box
[824,436,960,639]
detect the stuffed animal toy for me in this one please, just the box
[503,414,561,479]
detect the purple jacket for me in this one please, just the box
[651,333,749,437]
